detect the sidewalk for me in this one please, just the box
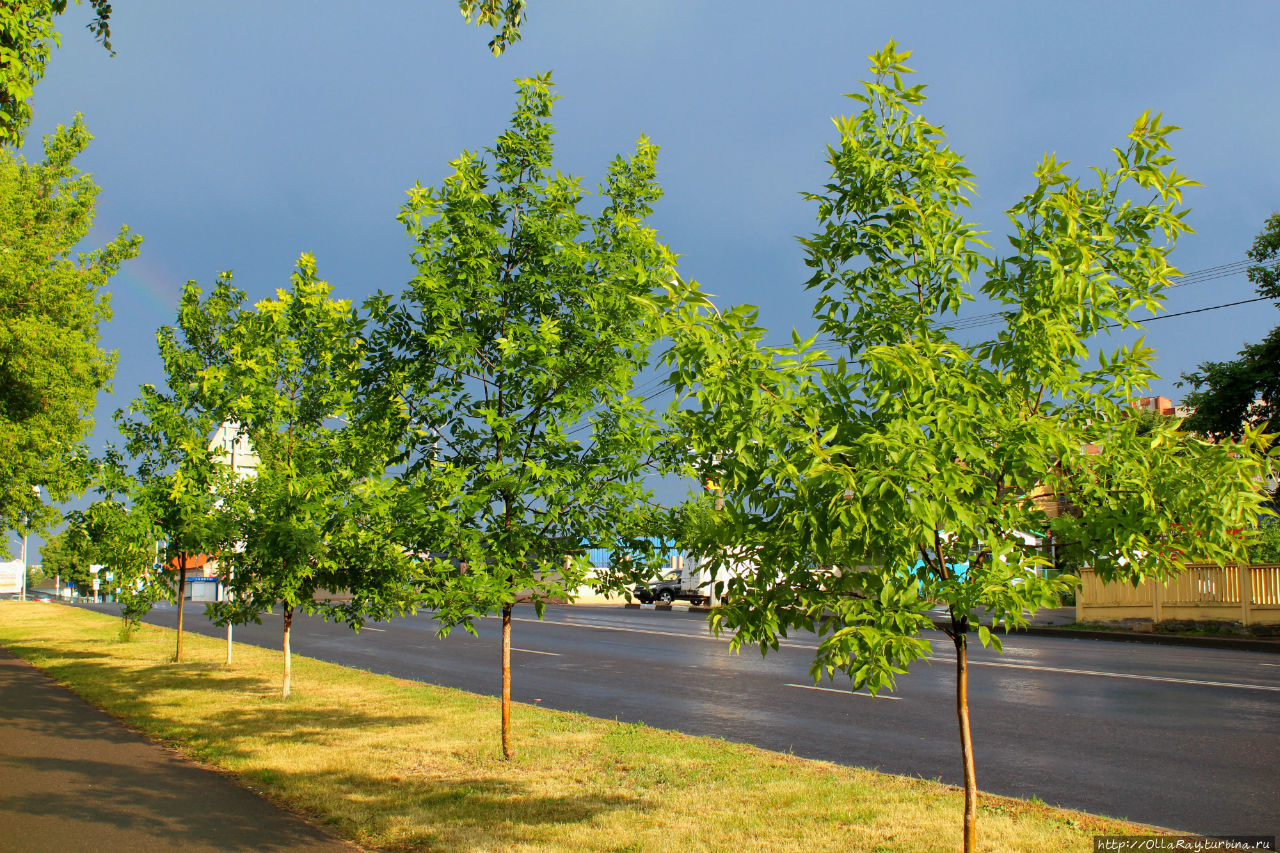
[0,648,360,853]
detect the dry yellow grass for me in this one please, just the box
[0,602,1157,852]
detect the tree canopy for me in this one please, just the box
[366,73,678,757]
[664,43,1271,852]
[205,255,414,700]
[0,117,139,551]
[116,275,240,662]
[1180,212,1280,444]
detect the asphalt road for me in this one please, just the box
[94,601,1280,838]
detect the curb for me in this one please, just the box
[1019,625,1280,653]
[938,621,1280,654]
[617,604,1280,652]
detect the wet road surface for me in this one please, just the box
[98,602,1280,838]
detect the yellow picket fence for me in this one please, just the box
[1077,564,1280,626]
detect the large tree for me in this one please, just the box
[664,44,1271,853]
[1180,213,1280,444]
[204,255,415,700]
[0,116,139,552]
[366,74,677,759]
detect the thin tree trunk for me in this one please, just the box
[282,607,293,700]
[953,625,978,853]
[501,601,513,760]
[174,554,187,662]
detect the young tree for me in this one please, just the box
[206,255,415,700]
[0,117,139,550]
[116,278,241,662]
[664,44,1271,853]
[64,450,166,638]
[67,498,163,639]
[366,74,677,758]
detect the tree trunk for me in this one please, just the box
[953,625,978,853]
[501,601,513,760]
[174,554,187,662]
[282,607,293,700]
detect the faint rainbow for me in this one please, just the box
[105,253,184,320]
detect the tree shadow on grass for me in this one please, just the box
[272,770,645,852]
[1,646,651,851]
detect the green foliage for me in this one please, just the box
[666,36,1268,719]
[1180,213,1280,442]
[116,276,241,581]
[203,255,415,636]
[38,526,94,594]
[1249,515,1280,565]
[25,563,47,589]
[65,480,166,631]
[664,43,1270,850]
[367,73,677,631]
[0,117,139,551]
[458,0,526,55]
[0,1,113,147]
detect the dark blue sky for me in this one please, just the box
[15,1,1280,553]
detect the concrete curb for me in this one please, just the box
[1001,624,1280,653]
[618,602,1280,652]
[930,620,1280,653]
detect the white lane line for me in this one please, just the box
[512,648,561,656]
[1260,663,1280,667]
[510,615,1279,693]
[510,616,719,644]
[360,627,386,632]
[785,683,902,700]
[929,656,1280,692]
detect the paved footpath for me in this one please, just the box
[0,649,360,853]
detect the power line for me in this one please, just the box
[1104,295,1272,328]
[577,257,1279,436]
[807,257,1280,343]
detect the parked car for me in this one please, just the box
[632,572,710,606]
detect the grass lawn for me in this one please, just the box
[0,602,1157,852]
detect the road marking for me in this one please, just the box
[785,683,902,700]
[509,615,1280,693]
[513,648,561,656]
[1260,663,1280,667]
[360,627,386,632]
[510,616,719,644]
[929,656,1280,692]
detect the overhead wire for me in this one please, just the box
[806,257,1280,346]
[566,257,1279,437]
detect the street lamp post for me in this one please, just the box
[19,530,27,602]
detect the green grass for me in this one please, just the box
[0,602,1159,852]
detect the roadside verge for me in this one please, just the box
[0,602,1161,853]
